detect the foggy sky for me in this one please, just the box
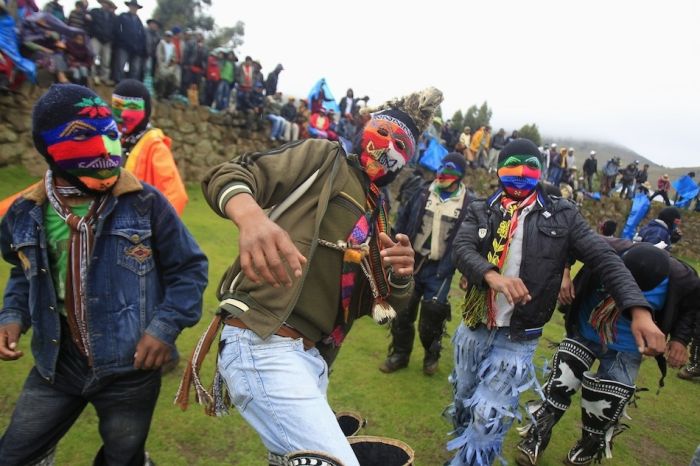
[129,0,700,167]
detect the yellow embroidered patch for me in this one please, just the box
[17,251,30,271]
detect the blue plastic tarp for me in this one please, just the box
[307,78,339,114]
[622,192,651,240]
[0,13,36,82]
[672,175,699,208]
[419,136,448,172]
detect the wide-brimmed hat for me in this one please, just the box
[662,174,670,180]
[146,18,161,27]
[97,0,117,8]
[124,0,143,9]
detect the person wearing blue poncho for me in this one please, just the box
[0,7,37,89]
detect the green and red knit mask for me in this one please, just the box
[496,139,543,200]
[32,84,122,194]
[111,93,146,135]
[111,79,153,137]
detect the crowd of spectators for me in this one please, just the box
[1,1,380,151]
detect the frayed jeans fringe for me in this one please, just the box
[446,324,542,466]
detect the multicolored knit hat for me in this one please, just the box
[32,84,122,194]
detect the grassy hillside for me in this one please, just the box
[0,166,699,465]
[546,137,699,186]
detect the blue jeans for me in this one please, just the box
[267,114,286,140]
[114,48,143,82]
[574,336,642,385]
[0,328,161,466]
[214,80,232,110]
[218,326,360,465]
[448,324,540,466]
[548,166,563,185]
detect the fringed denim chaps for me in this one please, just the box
[446,323,541,466]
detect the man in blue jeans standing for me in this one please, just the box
[380,153,472,375]
[0,84,208,466]
[517,241,699,465]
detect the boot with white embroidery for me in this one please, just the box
[565,372,635,465]
[516,338,595,465]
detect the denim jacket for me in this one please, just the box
[0,171,208,382]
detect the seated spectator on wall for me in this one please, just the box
[65,33,92,85]
[308,107,338,141]
[280,96,299,141]
[296,97,309,139]
[264,91,287,141]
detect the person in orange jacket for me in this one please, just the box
[111,79,188,216]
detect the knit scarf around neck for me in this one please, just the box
[461,189,538,329]
[45,171,109,363]
[324,183,390,347]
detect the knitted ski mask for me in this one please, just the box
[657,207,681,231]
[497,139,543,199]
[112,79,151,136]
[622,243,670,291]
[32,84,122,194]
[359,87,443,186]
[435,152,467,191]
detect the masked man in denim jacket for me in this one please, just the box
[0,84,208,466]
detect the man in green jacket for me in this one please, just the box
[178,87,443,465]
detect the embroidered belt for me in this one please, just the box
[223,316,316,350]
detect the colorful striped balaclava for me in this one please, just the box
[32,84,122,194]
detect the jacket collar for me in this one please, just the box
[23,169,143,206]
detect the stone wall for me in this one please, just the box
[0,83,276,182]
[1,83,699,260]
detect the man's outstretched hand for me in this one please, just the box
[225,193,307,288]
[379,233,414,277]
[0,323,23,361]
[630,307,666,356]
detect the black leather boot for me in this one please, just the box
[565,372,635,465]
[418,299,450,375]
[516,338,595,465]
[380,291,420,373]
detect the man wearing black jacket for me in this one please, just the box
[114,0,146,82]
[446,139,664,466]
[87,0,118,85]
[582,151,597,192]
[517,240,699,465]
[380,153,471,376]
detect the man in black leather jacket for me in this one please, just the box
[445,139,665,466]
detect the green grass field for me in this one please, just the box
[0,165,699,465]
